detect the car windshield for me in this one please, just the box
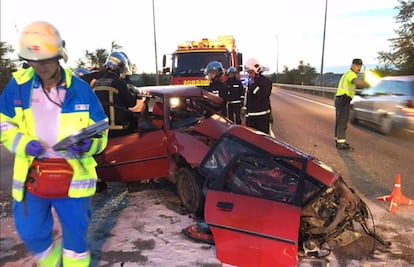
[172,52,230,76]
[362,79,414,96]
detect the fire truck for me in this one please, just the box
[162,35,243,87]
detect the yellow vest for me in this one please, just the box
[336,69,358,98]
[0,67,108,201]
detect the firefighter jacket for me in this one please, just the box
[0,67,108,201]
[336,69,358,98]
[208,78,229,102]
[93,70,137,137]
[226,77,245,104]
[246,75,272,116]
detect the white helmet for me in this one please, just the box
[244,58,262,74]
[18,21,68,63]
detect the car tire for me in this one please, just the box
[349,107,358,125]
[176,167,204,214]
[379,116,393,135]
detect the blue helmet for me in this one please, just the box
[73,67,91,77]
[204,61,224,77]
[226,66,238,75]
[105,51,129,76]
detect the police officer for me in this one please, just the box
[335,58,368,150]
[244,58,272,134]
[225,67,245,124]
[93,51,137,137]
[204,61,229,117]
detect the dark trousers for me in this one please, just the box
[335,95,351,141]
[228,103,242,124]
[246,113,270,134]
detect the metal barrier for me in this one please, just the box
[273,83,337,99]
[273,83,363,100]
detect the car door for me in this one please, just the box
[204,155,302,267]
[95,97,170,182]
[95,130,169,182]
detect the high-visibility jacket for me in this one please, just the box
[336,69,358,98]
[0,67,108,201]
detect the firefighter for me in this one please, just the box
[0,21,108,266]
[204,61,228,117]
[93,51,138,137]
[225,67,245,124]
[244,58,272,134]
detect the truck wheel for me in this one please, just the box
[176,167,204,214]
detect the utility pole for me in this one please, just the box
[275,34,279,79]
[320,0,328,87]
[152,0,159,85]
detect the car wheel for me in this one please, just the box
[349,107,358,125]
[176,167,204,214]
[379,116,393,135]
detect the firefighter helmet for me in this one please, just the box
[204,61,224,77]
[226,67,238,75]
[18,21,68,63]
[105,51,129,76]
[118,51,132,76]
[244,58,262,74]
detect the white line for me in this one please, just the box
[278,91,335,109]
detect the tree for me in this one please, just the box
[76,48,109,70]
[0,42,18,93]
[377,0,414,74]
[275,61,318,85]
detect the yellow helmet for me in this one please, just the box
[18,21,68,63]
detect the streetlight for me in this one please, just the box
[274,34,279,78]
[152,0,159,85]
[320,0,328,87]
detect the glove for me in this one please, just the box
[67,139,92,156]
[26,140,45,157]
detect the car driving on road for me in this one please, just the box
[350,75,414,135]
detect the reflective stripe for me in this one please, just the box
[11,133,23,153]
[12,180,25,191]
[63,248,89,259]
[0,121,16,131]
[229,100,242,104]
[253,86,260,94]
[71,179,96,189]
[247,109,271,116]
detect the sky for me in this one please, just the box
[0,0,400,74]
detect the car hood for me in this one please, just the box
[191,114,233,140]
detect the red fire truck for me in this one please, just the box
[162,35,243,87]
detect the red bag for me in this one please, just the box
[25,158,73,198]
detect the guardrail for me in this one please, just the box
[273,83,363,100]
[273,83,337,99]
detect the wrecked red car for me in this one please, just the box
[198,126,389,266]
[95,85,231,213]
[95,84,388,266]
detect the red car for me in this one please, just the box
[95,85,388,266]
[95,85,230,213]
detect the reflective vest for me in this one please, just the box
[0,67,108,201]
[336,69,358,98]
